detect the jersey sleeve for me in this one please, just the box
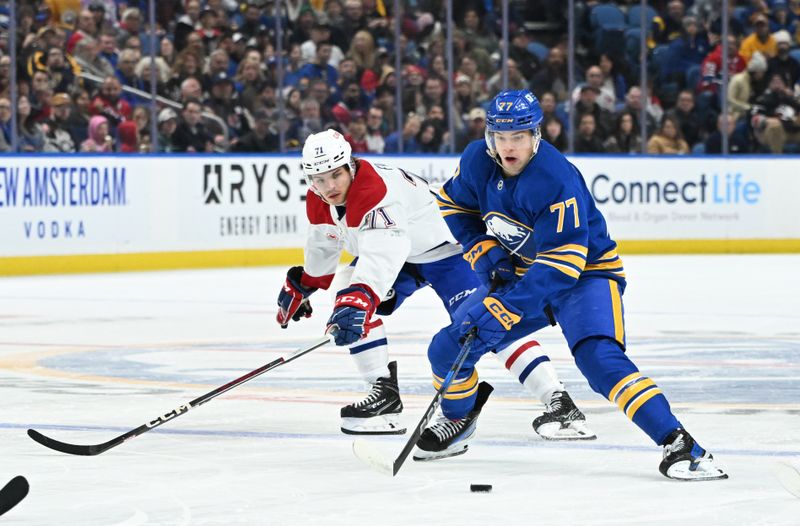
[302,191,339,290]
[345,164,412,301]
[500,163,590,316]
[436,146,488,247]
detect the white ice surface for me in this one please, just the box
[1,255,799,525]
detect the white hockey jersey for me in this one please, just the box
[302,159,461,301]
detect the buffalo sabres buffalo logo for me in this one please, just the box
[485,213,533,256]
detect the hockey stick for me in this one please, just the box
[0,476,29,517]
[353,328,477,476]
[27,335,333,456]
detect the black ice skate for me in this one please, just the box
[532,390,597,441]
[413,381,494,461]
[659,428,728,481]
[341,361,406,435]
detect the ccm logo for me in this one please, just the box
[338,295,369,309]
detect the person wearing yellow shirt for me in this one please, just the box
[740,13,778,62]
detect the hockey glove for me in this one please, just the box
[277,266,317,328]
[461,294,522,351]
[463,236,517,287]
[326,285,378,346]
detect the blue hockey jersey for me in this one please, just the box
[437,139,625,318]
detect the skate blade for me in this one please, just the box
[534,421,597,441]
[341,415,406,435]
[774,462,800,498]
[412,445,469,462]
[665,460,729,481]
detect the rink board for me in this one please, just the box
[1,154,799,275]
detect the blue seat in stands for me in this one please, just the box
[527,41,550,62]
[626,5,658,29]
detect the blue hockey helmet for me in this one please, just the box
[486,89,543,132]
[485,89,544,165]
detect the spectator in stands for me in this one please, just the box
[574,113,605,153]
[647,115,690,154]
[603,110,643,154]
[42,93,76,153]
[344,111,369,153]
[67,88,92,146]
[575,85,614,137]
[653,0,687,44]
[728,51,769,122]
[157,107,179,152]
[384,113,422,153]
[770,1,798,34]
[160,36,177,67]
[418,76,446,118]
[91,76,132,132]
[207,72,249,139]
[456,54,488,103]
[572,65,616,113]
[698,34,746,99]
[768,30,800,88]
[67,9,99,54]
[99,31,119,69]
[80,115,112,152]
[167,49,203,101]
[202,49,233,94]
[175,75,200,103]
[0,97,11,151]
[287,97,326,145]
[334,58,361,102]
[117,8,144,50]
[0,56,10,99]
[751,73,800,153]
[135,57,171,99]
[530,46,569,102]
[488,59,528,94]
[331,80,366,126]
[704,112,750,154]
[302,22,345,69]
[235,60,266,112]
[29,70,54,122]
[297,41,339,86]
[667,89,710,148]
[172,98,213,152]
[538,91,564,127]
[740,13,778,62]
[42,46,77,94]
[117,120,140,153]
[461,7,499,56]
[341,0,369,40]
[665,15,710,88]
[365,106,386,153]
[74,36,115,79]
[131,106,151,141]
[417,119,444,153]
[598,53,629,104]
[347,30,379,93]
[617,86,660,136]
[232,108,279,152]
[508,28,541,82]
[542,115,567,152]
[116,49,141,106]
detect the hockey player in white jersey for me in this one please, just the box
[276,129,595,442]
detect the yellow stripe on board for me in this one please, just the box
[616,239,800,254]
[0,248,318,276]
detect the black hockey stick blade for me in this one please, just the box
[353,329,477,476]
[0,476,29,517]
[28,335,333,456]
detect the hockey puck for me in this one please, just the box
[470,484,492,493]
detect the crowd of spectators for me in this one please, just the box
[1,0,800,155]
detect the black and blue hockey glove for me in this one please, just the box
[276,266,316,328]
[326,285,378,346]
[461,294,522,351]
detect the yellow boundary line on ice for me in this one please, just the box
[1,239,800,276]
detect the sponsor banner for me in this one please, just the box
[0,155,798,263]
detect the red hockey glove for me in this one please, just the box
[276,266,317,328]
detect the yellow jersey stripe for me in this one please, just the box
[534,258,581,279]
[433,370,478,392]
[615,378,656,410]
[540,244,589,257]
[538,252,587,271]
[585,260,624,271]
[625,388,663,419]
[598,248,619,261]
[443,384,479,400]
[609,280,625,344]
[437,188,480,213]
[608,372,641,402]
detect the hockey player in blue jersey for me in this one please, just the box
[416,89,727,481]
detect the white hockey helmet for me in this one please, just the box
[301,129,355,183]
